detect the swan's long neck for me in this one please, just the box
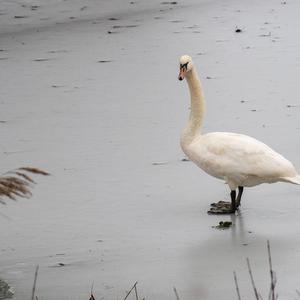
[181,67,205,145]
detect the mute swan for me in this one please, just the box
[178,55,300,214]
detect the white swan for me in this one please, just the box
[178,55,300,214]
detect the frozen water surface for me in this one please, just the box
[1,0,300,299]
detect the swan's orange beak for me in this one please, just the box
[178,67,186,81]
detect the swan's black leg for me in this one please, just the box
[230,190,236,212]
[236,186,244,208]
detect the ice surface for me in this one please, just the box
[1,0,300,299]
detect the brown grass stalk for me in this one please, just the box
[267,241,277,300]
[18,167,50,176]
[0,167,49,204]
[14,171,36,183]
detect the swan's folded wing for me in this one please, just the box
[198,132,297,180]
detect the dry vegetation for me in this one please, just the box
[19,242,300,300]
[234,241,278,300]
[0,167,49,204]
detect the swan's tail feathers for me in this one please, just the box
[282,175,300,185]
[0,167,50,204]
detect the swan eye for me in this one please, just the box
[180,62,189,70]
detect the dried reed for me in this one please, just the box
[0,167,49,204]
[233,271,241,300]
[123,281,138,300]
[234,241,278,300]
[31,265,39,300]
[173,287,181,300]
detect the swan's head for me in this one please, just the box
[178,55,193,81]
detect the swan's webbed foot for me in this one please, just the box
[207,188,244,215]
[207,201,236,214]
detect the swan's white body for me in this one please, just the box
[181,131,300,190]
[179,55,300,191]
